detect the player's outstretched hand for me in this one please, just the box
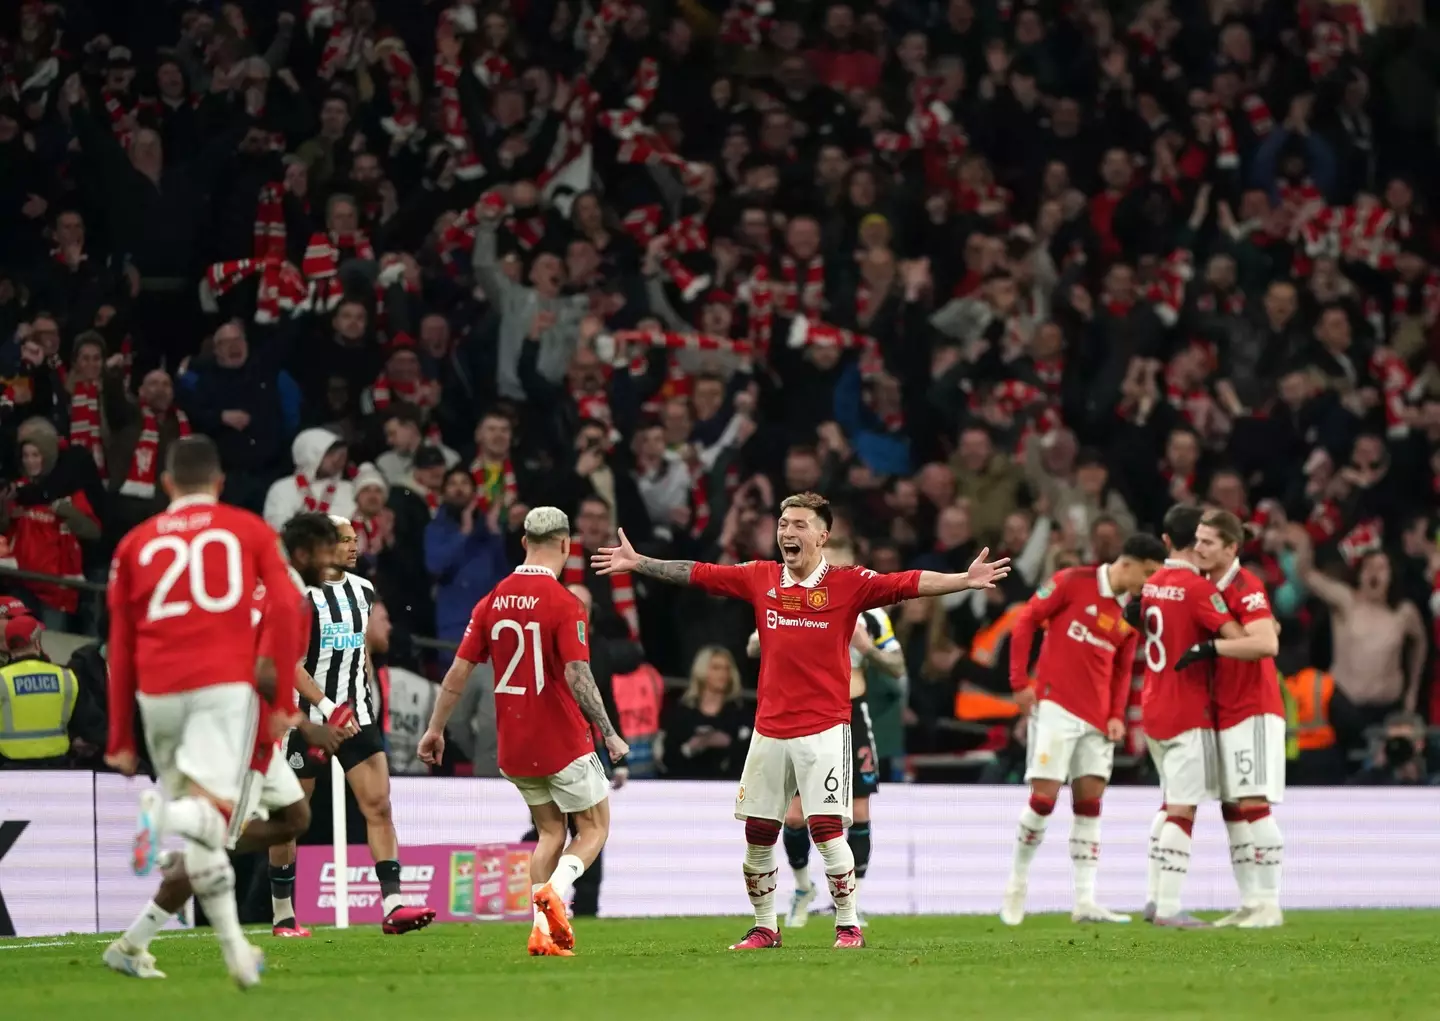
[1175,640,1218,670]
[966,547,1013,589]
[605,733,630,763]
[591,527,639,575]
[418,728,445,766]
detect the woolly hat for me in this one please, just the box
[352,461,389,497]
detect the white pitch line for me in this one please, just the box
[0,927,278,952]
[0,940,70,950]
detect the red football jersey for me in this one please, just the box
[1140,560,1234,740]
[105,495,304,758]
[1210,561,1285,729]
[456,565,593,777]
[249,568,309,771]
[1009,565,1139,731]
[691,559,922,739]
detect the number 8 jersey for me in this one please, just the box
[1139,559,1234,741]
[455,565,592,777]
[106,495,304,753]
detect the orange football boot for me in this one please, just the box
[527,925,573,957]
[532,885,575,951]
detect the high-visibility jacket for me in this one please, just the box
[1280,677,1299,760]
[0,657,76,760]
[966,604,1026,669]
[1284,667,1336,751]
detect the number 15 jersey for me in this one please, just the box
[456,565,592,777]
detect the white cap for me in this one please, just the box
[523,506,569,539]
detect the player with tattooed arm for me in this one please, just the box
[418,507,628,958]
[592,491,1010,950]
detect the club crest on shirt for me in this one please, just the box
[1097,613,1115,632]
[779,593,803,611]
[807,588,830,610]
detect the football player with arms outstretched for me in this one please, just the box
[592,491,1009,950]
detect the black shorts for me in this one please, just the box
[851,697,879,799]
[285,722,385,779]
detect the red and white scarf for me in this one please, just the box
[120,406,190,498]
[377,38,421,142]
[254,181,289,261]
[101,86,139,148]
[433,9,486,181]
[1214,93,1274,169]
[69,382,104,471]
[295,472,338,513]
[203,257,308,324]
[719,0,775,46]
[564,541,639,639]
[786,317,884,378]
[300,230,376,312]
[598,108,706,186]
[537,74,599,190]
[621,205,712,301]
[353,513,383,557]
[745,255,825,358]
[1371,346,1424,438]
[1139,249,1193,327]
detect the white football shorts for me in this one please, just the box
[1218,714,1287,804]
[504,752,609,814]
[138,682,257,805]
[1146,727,1220,807]
[734,722,852,828]
[228,744,306,850]
[1025,700,1115,784]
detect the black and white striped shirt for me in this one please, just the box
[302,572,376,726]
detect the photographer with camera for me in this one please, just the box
[1349,712,1437,786]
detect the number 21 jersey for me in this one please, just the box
[456,565,592,777]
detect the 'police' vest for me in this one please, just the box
[0,659,76,760]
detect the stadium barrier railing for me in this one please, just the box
[3,771,1439,938]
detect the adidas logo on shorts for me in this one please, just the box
[823,794,838,804]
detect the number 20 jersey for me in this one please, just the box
[106,496,303,727]
[456,565,592,777]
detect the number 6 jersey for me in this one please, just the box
[455,564,592,777]
[106,495,304,757]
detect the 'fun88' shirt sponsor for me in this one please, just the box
[303,572,376,726]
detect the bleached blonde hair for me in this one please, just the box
[524,506,570,542]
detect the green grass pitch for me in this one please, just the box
[4,912,1440,1020]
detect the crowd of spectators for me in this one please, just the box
[1,0,1438,784]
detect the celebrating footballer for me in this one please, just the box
[591,490,1010,950]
